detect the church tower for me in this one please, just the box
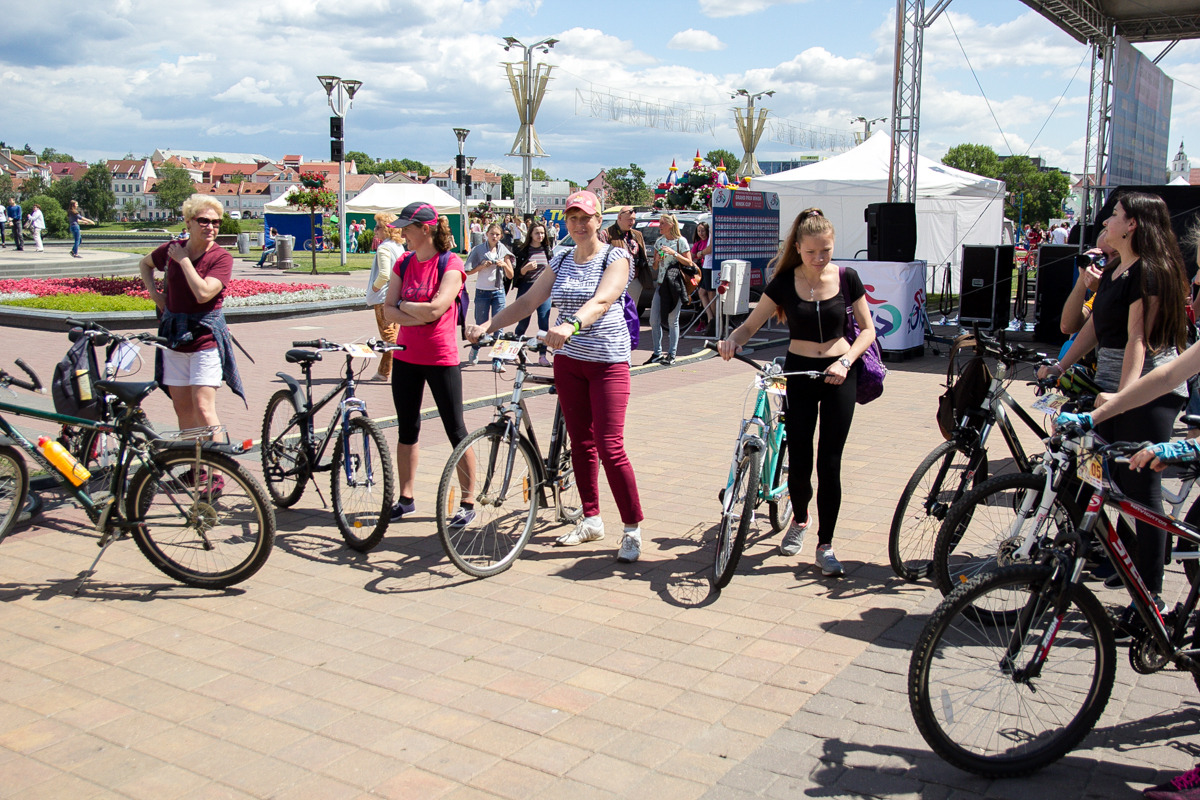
[1170,141,1189,182]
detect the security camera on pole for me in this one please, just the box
[501,36,557,217]
[318,75,362,267]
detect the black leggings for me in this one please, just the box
[1095,392,1183,595]
[784,352,858,546]
[389,359,469,448]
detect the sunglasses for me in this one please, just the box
[193,217,221,227]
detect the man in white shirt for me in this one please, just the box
[463,223,514,366]
[1050,223,1068,245]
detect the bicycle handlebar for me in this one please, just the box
[3,359,43,393]
[970,325,1046,365]
[292,339,326,348]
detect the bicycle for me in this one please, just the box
[260,338,401,552]
[908,428,1200,778]
[435,333,582,578]
[707,341,824,589]
[888,328,1054,583]
[0,359,275,589]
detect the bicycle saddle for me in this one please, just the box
[95,380,158,407]
[285,349,322,364]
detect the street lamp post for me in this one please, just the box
[732,88,774,181]
[502,36,558,218]
[852,115,887,143]
[318,75,362,267]
[454,128,470,252]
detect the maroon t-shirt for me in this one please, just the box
[150,241,233,352]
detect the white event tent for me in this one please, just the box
[750,133,1006,279]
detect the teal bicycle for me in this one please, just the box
[708,342,823,589]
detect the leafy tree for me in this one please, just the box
[531,167,551,181]
[396,158,430,177]
[346,152,431,177]
[18,175,48,201]
[122,198,146,220]
[995,155,1071,224]
[219,213,240,236]
[228,173,247,184]
[23,195,67,237]
[155,163,197,217]
[706,149,740,178]
[346,150,375,171]
[0,173,13,202]
[77,163,116,221]
[501,174,514,200]
[48,177,78,210]
[942,143,1001,178]
[606,164,651,206]
[39,147,75,163]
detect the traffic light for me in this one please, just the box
[330,116,344,139]
[455,154,466,184]
[331,139,344,162]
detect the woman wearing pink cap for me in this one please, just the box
[382,201,475,526]
[466,190,646,563]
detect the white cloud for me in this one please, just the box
[698,0,808,19]
[214,77,284,107]
[668,29,725,52]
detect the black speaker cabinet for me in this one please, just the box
[865,202,917,262]
[959,245,1015,330]
[1034,244,1080,345]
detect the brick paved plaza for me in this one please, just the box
[1,258,1197,799]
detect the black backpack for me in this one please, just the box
[52,337,102,420]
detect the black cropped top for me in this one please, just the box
[763,266,866,343]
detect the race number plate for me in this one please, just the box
[1032,392,1069,415]
[758,376,787,397]
[490,339,521,361]
[344,343,378,360]
[1077,453,1105,489]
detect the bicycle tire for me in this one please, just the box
[261,389,308,508]
[767,437,793,533]
[0,445,29,538]
[933,472,1078,606]
[909,563,1115,778]
[889,440,987,582]
[331,416,394,552]
[552,435,584,526]
[436,427,539,578]
[714,451,760,590]
[125,450,275,589]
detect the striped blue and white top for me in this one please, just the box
[551,245,633,364]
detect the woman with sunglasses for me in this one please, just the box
[138,194,244,436]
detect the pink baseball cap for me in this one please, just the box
[564,190,601,216]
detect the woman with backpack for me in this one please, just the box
[381,202,475,526]
[465,190,646,563]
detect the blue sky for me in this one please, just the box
[3,0,1199,185]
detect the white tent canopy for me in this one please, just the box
[750,133,1006,277]
[344,183,461,215]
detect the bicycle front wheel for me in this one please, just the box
[551,431,584,526]
[125,450,276,589]
[714,451,760,590]
[933,472,1077,602]
[0,445,28,538]
[261,389,308,508]
[331,416,394,552]
[909,564,1115,778]
[767,438,792,533]
[889,440,986,582]
[436,427,539,578]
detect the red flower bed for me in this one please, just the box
[0,276,333,300]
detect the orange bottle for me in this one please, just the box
[38,436,91,487]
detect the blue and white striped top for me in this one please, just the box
[551,245,633,363]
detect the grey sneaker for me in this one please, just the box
[617,529,641,562]
[815,544,844,577]
[467,350,479,366]
[557,516,604,546]
[779,513,810,556]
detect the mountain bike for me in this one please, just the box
[260,338,401,552]
[909,429,1200,778]
[0,360,275,589]
[888,329,1054,582]
[707,342,823,589]
[435,334,582,578]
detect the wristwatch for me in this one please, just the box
[838,357,852,370]
[564,315,583,335]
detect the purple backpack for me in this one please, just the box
[839,266,886,404]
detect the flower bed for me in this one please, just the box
[0,276,362,308]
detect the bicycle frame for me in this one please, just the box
[724,376,786,511]
[479,349,561,506]
[954,361,1047,475]
[275,354,369,479]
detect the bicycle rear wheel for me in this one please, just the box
[909,563,1115,777]
[767,437,792,533]
[714,450,760,590]
[437,427,539,578]
[125,450,275,589]
[0,445,28,538]
[331,416,394,552]
[261,389,307,508]
[889,440,986,582]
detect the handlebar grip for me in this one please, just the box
[12,359,42,392]
[139,334,169,346]
[292,340,323,348]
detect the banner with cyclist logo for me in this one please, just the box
[842,259,927,352]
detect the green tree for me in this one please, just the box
[77,163,116,221]
[501,174,514,200]
[606,164,651,206]
[942,143,1001,178]
[346,150,375,172]
[39,147,75,163]
[706,149,740,179]
[531,167,551,181]
[154,163,197,217]
[23,195,67,237]
[18,174,48,201]
[0,173,13,202]
[122,198,146,220]
[48,176,78,210]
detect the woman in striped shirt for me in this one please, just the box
[466,191,646,563]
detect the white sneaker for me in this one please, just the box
[467,351,479,366]
[617,528,641,562]
[556,516,604,546]
[815,544,844,577]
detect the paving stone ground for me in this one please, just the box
[1,254,1198,798]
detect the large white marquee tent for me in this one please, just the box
[751,133,1007,279]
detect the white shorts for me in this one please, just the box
[162,347,222,387]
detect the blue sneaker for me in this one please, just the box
[448,506,476,528]
[390,498,415,522]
